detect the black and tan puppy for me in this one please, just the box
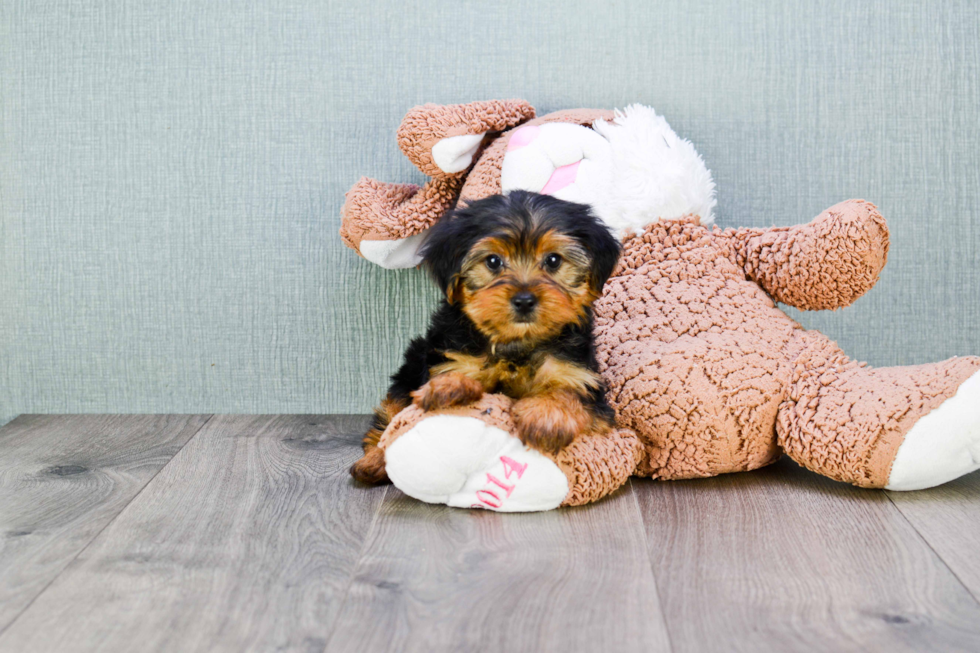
[351,191,622,484]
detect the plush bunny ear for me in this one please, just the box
[397,100,535,177]
[340,100,536,269]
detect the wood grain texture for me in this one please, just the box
[634,458,980,652]
[0,414,209,634]
[325,485,671,653]
[0,415,383,653]
[5,415,980,652]
[887,473,980,604]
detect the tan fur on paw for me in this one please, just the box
[411,372,485,411]
[513,391,591,454]
[350,445,389,484]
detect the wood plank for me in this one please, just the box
[325,484,672,653]
[0,415,384,653]
[887,472,980,603]
[0,414,209,633]
[634,457,980,652]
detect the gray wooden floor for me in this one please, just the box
[1,416,980,652]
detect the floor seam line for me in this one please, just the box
[321,483,389,650]
[0,414,216,640]
[629,477,676,653]
[884,490,980,608]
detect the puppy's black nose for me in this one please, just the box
[511,291,537,314]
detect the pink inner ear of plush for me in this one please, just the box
[541,161,581,195]
[507,125,540,151]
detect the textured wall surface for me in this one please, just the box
[2,0,979,426]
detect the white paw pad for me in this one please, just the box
[887,370,980,490]
[384,415,569,512]
[431,133,486,174]
[359,231,428,269]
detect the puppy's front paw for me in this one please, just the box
[350,446,390,485]
[411,372,484,411]
[512,392,590,454]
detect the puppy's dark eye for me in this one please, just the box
[543,253,562,270]
[485,254,503,271]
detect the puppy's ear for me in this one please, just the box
[547,197,621,293]
[522,192,621,293]
[420,212,467,303]
[421,195,514,303]
[586,223,622,293]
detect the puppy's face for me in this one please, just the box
[423,192,622,345]
[456,229,592,343]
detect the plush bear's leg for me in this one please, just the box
[778,335,980,489]
[886,369,980,490]
[377,394,643,511]
[603,335,787,481]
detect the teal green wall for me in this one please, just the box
[2,0,978,424]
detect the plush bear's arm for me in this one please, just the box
[379,395,645,511]
[398,100,535,177]
[724,199,889,310]
[340,100,536,268]
[339,175,464,266]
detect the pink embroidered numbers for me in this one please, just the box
[471,455,529,509]
[500,455,527,480]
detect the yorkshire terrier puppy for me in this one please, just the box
[350,191,622,484]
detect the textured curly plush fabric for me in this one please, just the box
[378,394,644,507]
[727,200,890,310]
[596,216,793,480]
[779,347,980,486]
[552,426,644,506]
[594,206,980,487]
[339,176,463,250]
[396,100,536,178]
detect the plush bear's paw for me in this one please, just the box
[511,393,590,455]
[887,370,980,490]
[410,373,484,412]
[340,176,461,269]
[384,414,569,512]
[358,232,428,269]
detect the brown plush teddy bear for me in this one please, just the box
[340,100,980,511]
